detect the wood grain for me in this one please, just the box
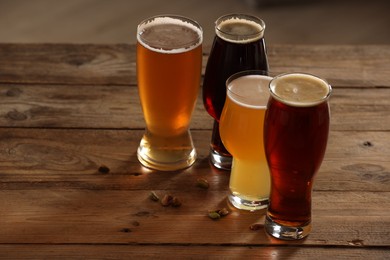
[0,43,389,258]
[0,129,388,192]
[1,44,390,87]
[0,245,388,259]
[0,85,389,131]
[266,44,390,87]
[0,189,389,246]
[0,44,135,85]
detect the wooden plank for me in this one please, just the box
[0,189,389,246]
[317,131,390,192]
[267,45,390,87]
[329,87,390,131]
[0,44,388,256]
[0,83,212,130]
[0,129,388,192]
[1,44,390,87]
[0,44,135,85]
[0,245,388,259]
[0,84,389,131]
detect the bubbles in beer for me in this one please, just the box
[270,73,331,107]
[137,16,202,53]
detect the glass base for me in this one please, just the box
[137,131,196,171]
[228,193,269,211]
[265,214,311,240]
[210,148,232,170]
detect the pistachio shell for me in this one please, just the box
[208,211,221,220]
[149,191,160,202]
[196,178,209,189]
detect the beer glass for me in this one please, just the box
[219,70,271,211]
[136,15,203,171]
[202,14,269,170]
[264,73,332,240]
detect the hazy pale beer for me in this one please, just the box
[264,73,332,240]
[136,15,203,171]
[220,71,271,210]
[202,14,269,170]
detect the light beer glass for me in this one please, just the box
[219,71,271,211]
[136,15,203,171]
[202,14,269,170]
[264,73,332,240]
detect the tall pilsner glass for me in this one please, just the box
[220,71,271,211]
[202,14,269,170]
[264,73,332,240]
[136,15,203,171]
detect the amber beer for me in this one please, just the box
[202,14,269,170]
[219,71,271,210]
[136,15,203,171]
[264,73,332,240]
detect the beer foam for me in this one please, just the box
[227,75,272,109]
[216,17,264,43]
[137,16,203,54]
[270,73,331,107]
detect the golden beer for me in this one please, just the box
[136,15,203,171]
[220,71,271,210]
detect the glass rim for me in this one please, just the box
[269,72,332,107]
[137,14,203,52]
[226,70,272,109]
[215,13,265,42]
[226,69,269,87]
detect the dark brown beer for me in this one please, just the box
[203,16,268,120]
[202,14,269,168]
[265,99,329,225]
[264,73,331,240]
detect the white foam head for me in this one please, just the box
[216,14,265,44]
[269,73,332,107]
[137,15,203,54]
[227,74,272,109]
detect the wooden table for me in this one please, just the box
[0,44,389,259]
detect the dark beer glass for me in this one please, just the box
[264,73,332,240]
[202,14,269,170]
